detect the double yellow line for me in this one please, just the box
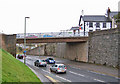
[45,75,61,84]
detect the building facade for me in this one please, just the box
[71,8,119,33]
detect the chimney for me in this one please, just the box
[81,10,84,16]
[107,7,111,19]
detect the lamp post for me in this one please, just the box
[24,17,30,64]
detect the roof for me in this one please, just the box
[109,12,119,17]
[55,64,65,66]
[82,15,111,22]
[71,27,79,30]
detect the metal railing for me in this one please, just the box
[16,32,88,38]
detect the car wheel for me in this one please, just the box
[44,65,46,67]
[64,71,66,74]
[34,63,36,66]
[56,70,58,74]
[50,69,52,72]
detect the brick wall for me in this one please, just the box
[0,34,16,57]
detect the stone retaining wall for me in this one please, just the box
[88,28,119,67]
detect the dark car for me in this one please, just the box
[17,54,24,59]
[45,58,55,64]
[34,59,47,67]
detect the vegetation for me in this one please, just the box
[16,46,23,54]
[1,49,42,83]
[114,12,120,23]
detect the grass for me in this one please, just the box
[1,49,42,83]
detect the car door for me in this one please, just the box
[45,59,49,62]
[51,64,55,71]
[54,65,58,71]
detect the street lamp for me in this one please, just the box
[24,17,30,64]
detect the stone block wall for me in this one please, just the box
[44,43,57,56]
[44,42,88,62]
[26,45,45,56]
[88,28,119,67]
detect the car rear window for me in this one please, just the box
[49,58,53,60]
[59,65,65,68]
[41,60,45,62]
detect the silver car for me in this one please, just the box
[34,59,47,67]
[50,64,67,74]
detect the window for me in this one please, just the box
[89,30,93,32]
[36,60,39,62]
[89,22,93,27]
[49,58,53,60]
[96,22,100,28]
[41,60,45,62]
[103,23,106,28]
[59,65,65,68]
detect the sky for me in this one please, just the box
[0,0,119,34]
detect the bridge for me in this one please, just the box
[16,32,88,43]
[16,37,88,43]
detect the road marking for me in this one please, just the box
[42,69,50,74]
[68,70,85,77]
[56,75,71,82]
[45,75,59,82]
[94,79,105,82]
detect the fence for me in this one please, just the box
[16,32,88,38]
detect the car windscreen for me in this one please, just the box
[49,58,53,60]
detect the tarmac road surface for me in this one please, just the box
[17,55,119,84]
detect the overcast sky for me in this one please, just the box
[0,0,119,34]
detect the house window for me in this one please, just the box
[89,29,93,32]
[103,23,106,28]
[89,22,93,27]
[96,22,100,28]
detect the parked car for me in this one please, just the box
[17,54,24,59]
[34,59,47,67]
[50,64,67,74]
[45,58,55,64]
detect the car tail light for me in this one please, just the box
[65,67,67,69]
[57,68,60,70]
[40,62,41,64]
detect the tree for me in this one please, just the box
[114,12,120,23]
[18,46,23,52]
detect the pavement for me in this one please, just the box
[54,57,119,78]
[35,56,119,78]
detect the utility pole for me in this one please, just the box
[24,17,30,64]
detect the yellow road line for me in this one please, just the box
[45,75,60,83]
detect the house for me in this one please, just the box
[71,8,119,33]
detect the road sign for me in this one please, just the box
[23,50,26,54]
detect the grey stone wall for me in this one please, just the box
[44,43,57,56]
[88,28,119,67]
[27,42,88,62]
[45,42,88,62]
[26,45,45,56]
